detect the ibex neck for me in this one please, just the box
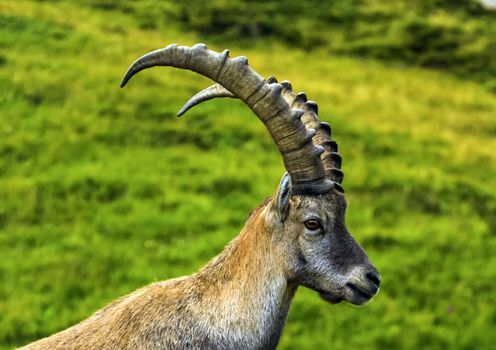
[193,206,297,349]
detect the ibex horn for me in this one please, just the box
[121,44,335,195]
[174,74,344,190]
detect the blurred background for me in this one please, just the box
[0,0,495,349]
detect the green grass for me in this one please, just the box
[107,0,496,91]
[1,1,495,349]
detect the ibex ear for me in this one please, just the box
[272,173,292,222]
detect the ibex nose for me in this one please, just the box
[345,266,381,305]
[365,269,381,289]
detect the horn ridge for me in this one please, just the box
[214,49,230,79]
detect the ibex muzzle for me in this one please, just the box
[20,44,380,350]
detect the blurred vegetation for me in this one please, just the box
[0,0,495,349]
[87,0,496,91]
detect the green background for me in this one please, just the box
[1,1,495,349]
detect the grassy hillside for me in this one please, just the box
[93,0,496,91]
[1,1,495,349]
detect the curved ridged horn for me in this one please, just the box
[121,44,333,195]
[280,81,344,190]
[174,74,344,190]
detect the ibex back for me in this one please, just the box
[21,43,380,350]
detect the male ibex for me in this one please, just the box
[21,43,380,350]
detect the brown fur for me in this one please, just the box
[21,199,293,349]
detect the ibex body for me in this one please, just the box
[21,44,380,350]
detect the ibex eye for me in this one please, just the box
[304,219,321,230]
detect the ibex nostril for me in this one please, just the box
[366,271,381,287]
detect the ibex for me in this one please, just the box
[21,43,380,350]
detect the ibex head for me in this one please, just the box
[121,43,380,306]
[266,180,379,305]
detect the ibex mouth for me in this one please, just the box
[344,282,378,305]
